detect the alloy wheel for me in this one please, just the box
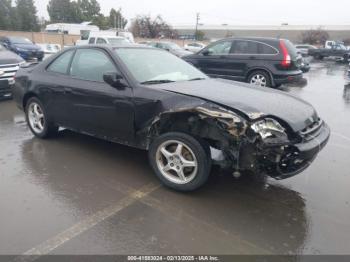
[250,74,267,87]
[155,140,198,184]
[28,102,45,134]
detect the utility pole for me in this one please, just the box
[114,14,117,29]
[195,12,200,41]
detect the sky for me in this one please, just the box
[34,0,350,26]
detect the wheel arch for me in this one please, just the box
[246,67,275,86]
[22,92,39,109]
[145,107,248,152]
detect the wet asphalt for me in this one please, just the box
[0,60,350,256]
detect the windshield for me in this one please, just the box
[8,37,33,44]
[115,48,208,83]
[108,38,130,45]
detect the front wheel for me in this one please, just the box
[148,132,212,191]
[248,71,271,87]
[25,97,58,138]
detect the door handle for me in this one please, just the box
[249,56,256,59]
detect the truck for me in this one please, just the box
[309,41,350,61]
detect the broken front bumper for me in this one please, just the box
[274,122,330,179]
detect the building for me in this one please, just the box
[174,24,350,43]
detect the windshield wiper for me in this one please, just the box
[189,77,206,81]
[141,79,175,85]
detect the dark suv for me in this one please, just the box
[183,37,303,88]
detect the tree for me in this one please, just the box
[47,0,76,23]
[92,14,109,30]
[0,0,13,30]
[301,28,329,45]
[130,15,177,38]
[108,8,127,29]
[77,0,100,21]
[16,0,40,31]
[195,30,205,41]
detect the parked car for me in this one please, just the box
[309,42,350,61]
[295,44,317,56]
[184,42,206,53]
[147,41,192,57]
[183,37,303,88]
[0,44,24,99]
[13,45,330,191]
[300,57,311,73]
[36,44,61,60]
[0,36,44,61]
[87,35,130,45]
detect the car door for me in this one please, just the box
[65,48,135,142]
[42,49,76,127]
[228,40,263,80]
[190,40,235,79]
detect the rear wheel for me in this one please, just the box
[315,54,324,60]
[248,71,271,87]
[25,97,58,138]
[148,132,212,191]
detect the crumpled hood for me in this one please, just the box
[0,50,24,64]
[155,78,318,131]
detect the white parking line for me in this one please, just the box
[14,182,160,262]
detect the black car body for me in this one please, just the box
[309,43,350,61]
[0,44,24,98]
[13,45,330,191]
[183,37,303,87]
[0,36,44,61]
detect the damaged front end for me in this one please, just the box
[145,102,330,180]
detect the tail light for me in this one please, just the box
[280,40,291,68]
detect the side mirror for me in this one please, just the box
[202,50,210,56]
[103,72,127,89]
[165,48,170,51]
[2,42,8,48]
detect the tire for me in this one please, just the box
[343,54,349,62]
[247,70,272,87]
[148,132,212,192]
[25,97,58,139]
[315,54,324,60]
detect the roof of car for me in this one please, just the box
[223,36,282,42]
[69,44,156,51]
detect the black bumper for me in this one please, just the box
[274,73,303,85]
[275,123,331,179]
[0,79,13,99]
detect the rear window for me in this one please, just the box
[259,43,278,54]
[282,40,298,58]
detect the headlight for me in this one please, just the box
[251,118,287,140]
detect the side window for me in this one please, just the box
[231,40,259,54]
[47,50,74,74]
[258,43,278,55]
[96,38,107,44]
[207,41,232,55]
[70,49,116,82]
[88,37,95,44]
